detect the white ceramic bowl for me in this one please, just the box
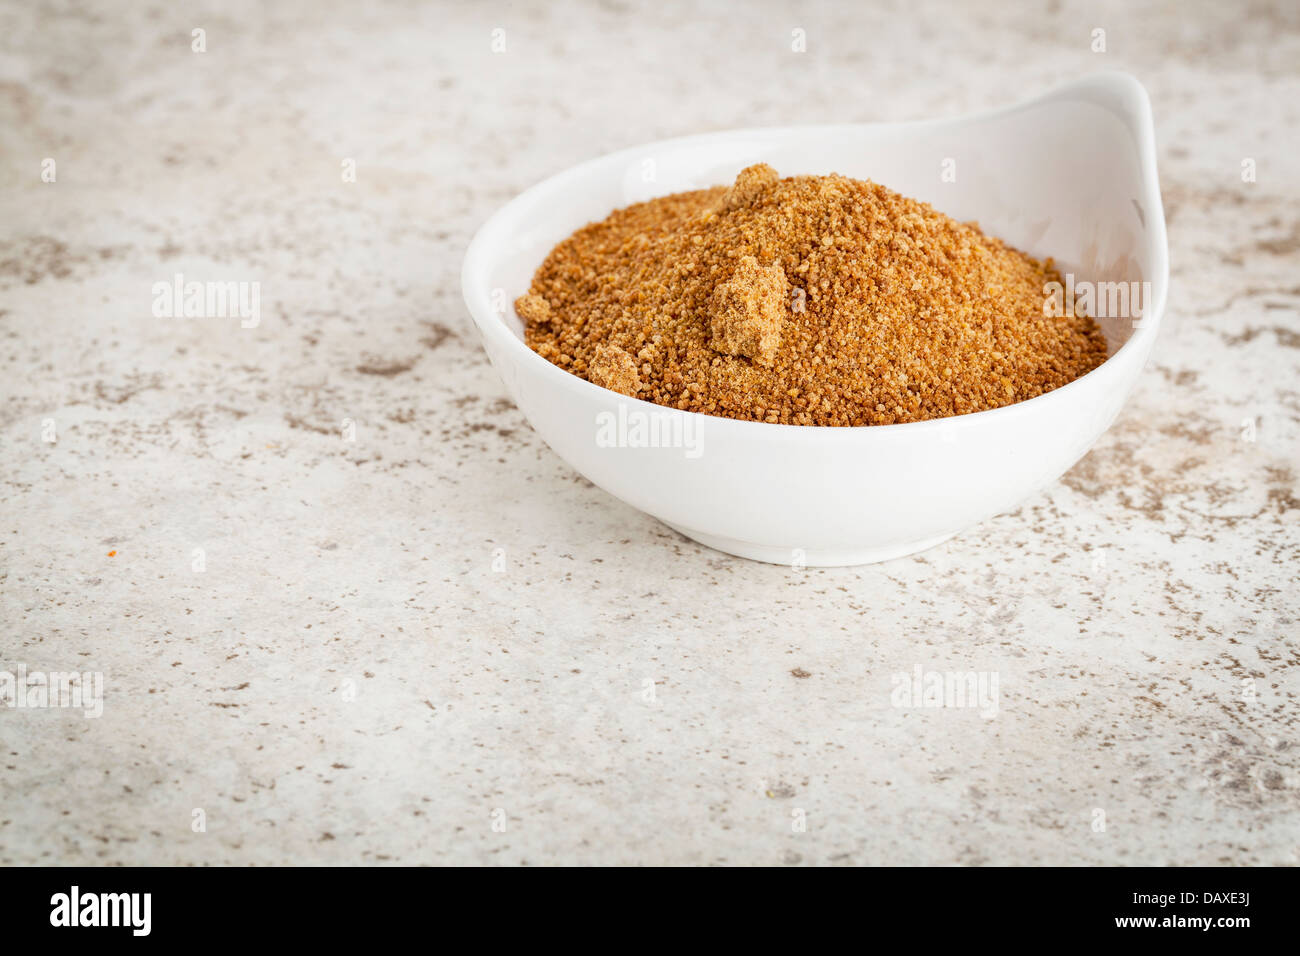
[462,73,1168,566]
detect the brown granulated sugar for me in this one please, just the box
[516,164,1108,426]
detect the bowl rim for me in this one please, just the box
[461,71,1169,438]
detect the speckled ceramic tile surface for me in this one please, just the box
[1,0,1296,865]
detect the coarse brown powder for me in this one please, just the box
[516,164,1109,426]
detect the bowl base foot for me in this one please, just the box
[661,522,959,567]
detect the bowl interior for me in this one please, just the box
[474,74,1164,364]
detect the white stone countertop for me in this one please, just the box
[1,0,1297,865]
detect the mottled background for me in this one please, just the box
[1,0,1296,865]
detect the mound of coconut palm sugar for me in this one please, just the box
[516,164,1108,426]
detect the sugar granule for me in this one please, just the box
[517,165,1109,426]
